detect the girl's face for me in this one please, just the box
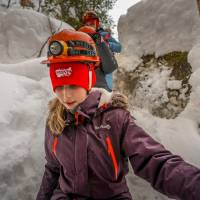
[55,85,88,111]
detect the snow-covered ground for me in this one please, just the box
[0,1,200,199]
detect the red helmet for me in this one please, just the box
[43,29,100,91]
[82,10,99,23]
[78,25,96,35]
[78,25,102,45]
[42,29,100,66]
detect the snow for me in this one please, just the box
[0,8,73,63]
[0,1,200,200]
[167,80,182,90]
[134,65,171,110]
[188,43,200,72]
[0,57,48,80]
[118,0,200,58]
[0,64,53,199]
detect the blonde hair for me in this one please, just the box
[47,98,66,136]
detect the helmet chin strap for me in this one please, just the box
[89,69,92,90]
[86,62,92,90]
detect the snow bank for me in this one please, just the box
[0,65,52,199]
[0,57,48,80]
[118,0,200,58]
[0,7,63,200]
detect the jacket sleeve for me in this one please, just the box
[99,30,122,53]
[121,112,200,200]
[96,41,118,74]
[36,127,60,200]
[107,37,122,53]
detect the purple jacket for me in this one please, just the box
[36,91,200,200]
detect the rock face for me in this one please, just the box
[115,52,192,119]
[115,0,199,119]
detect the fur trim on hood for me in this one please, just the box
[90,88,128,109]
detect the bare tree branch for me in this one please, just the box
[38,0,42,12]
[37,17,62,57]
[37,37,49,57]
[7,0,11,8]
[48,16,54,35]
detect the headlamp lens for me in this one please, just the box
[49,41,63,56]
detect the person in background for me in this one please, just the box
[82,10,122,91]
[36,29,200,200]
[78,25,118,92]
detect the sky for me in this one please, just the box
[109,0,142,38]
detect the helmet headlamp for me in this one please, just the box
[49,41,68,56]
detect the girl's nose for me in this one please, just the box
[62,86,72,100]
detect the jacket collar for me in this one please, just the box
[64,88,113,126]
[65,90,102,125]
[76,90,101,119]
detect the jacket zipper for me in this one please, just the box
[73,124,77,193]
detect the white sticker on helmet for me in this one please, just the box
[56,67,72,78]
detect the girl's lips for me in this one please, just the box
[66,101,76,106]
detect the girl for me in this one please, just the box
[37,29,200,200]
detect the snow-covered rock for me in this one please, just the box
[118,0,200,58]
[0,8,73,63]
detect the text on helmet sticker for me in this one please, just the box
[56,67,72,78]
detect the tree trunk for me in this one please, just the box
[7,0,11,8]
[20,0,33,8]
[38,0,42,12]
[197,0,200,15]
